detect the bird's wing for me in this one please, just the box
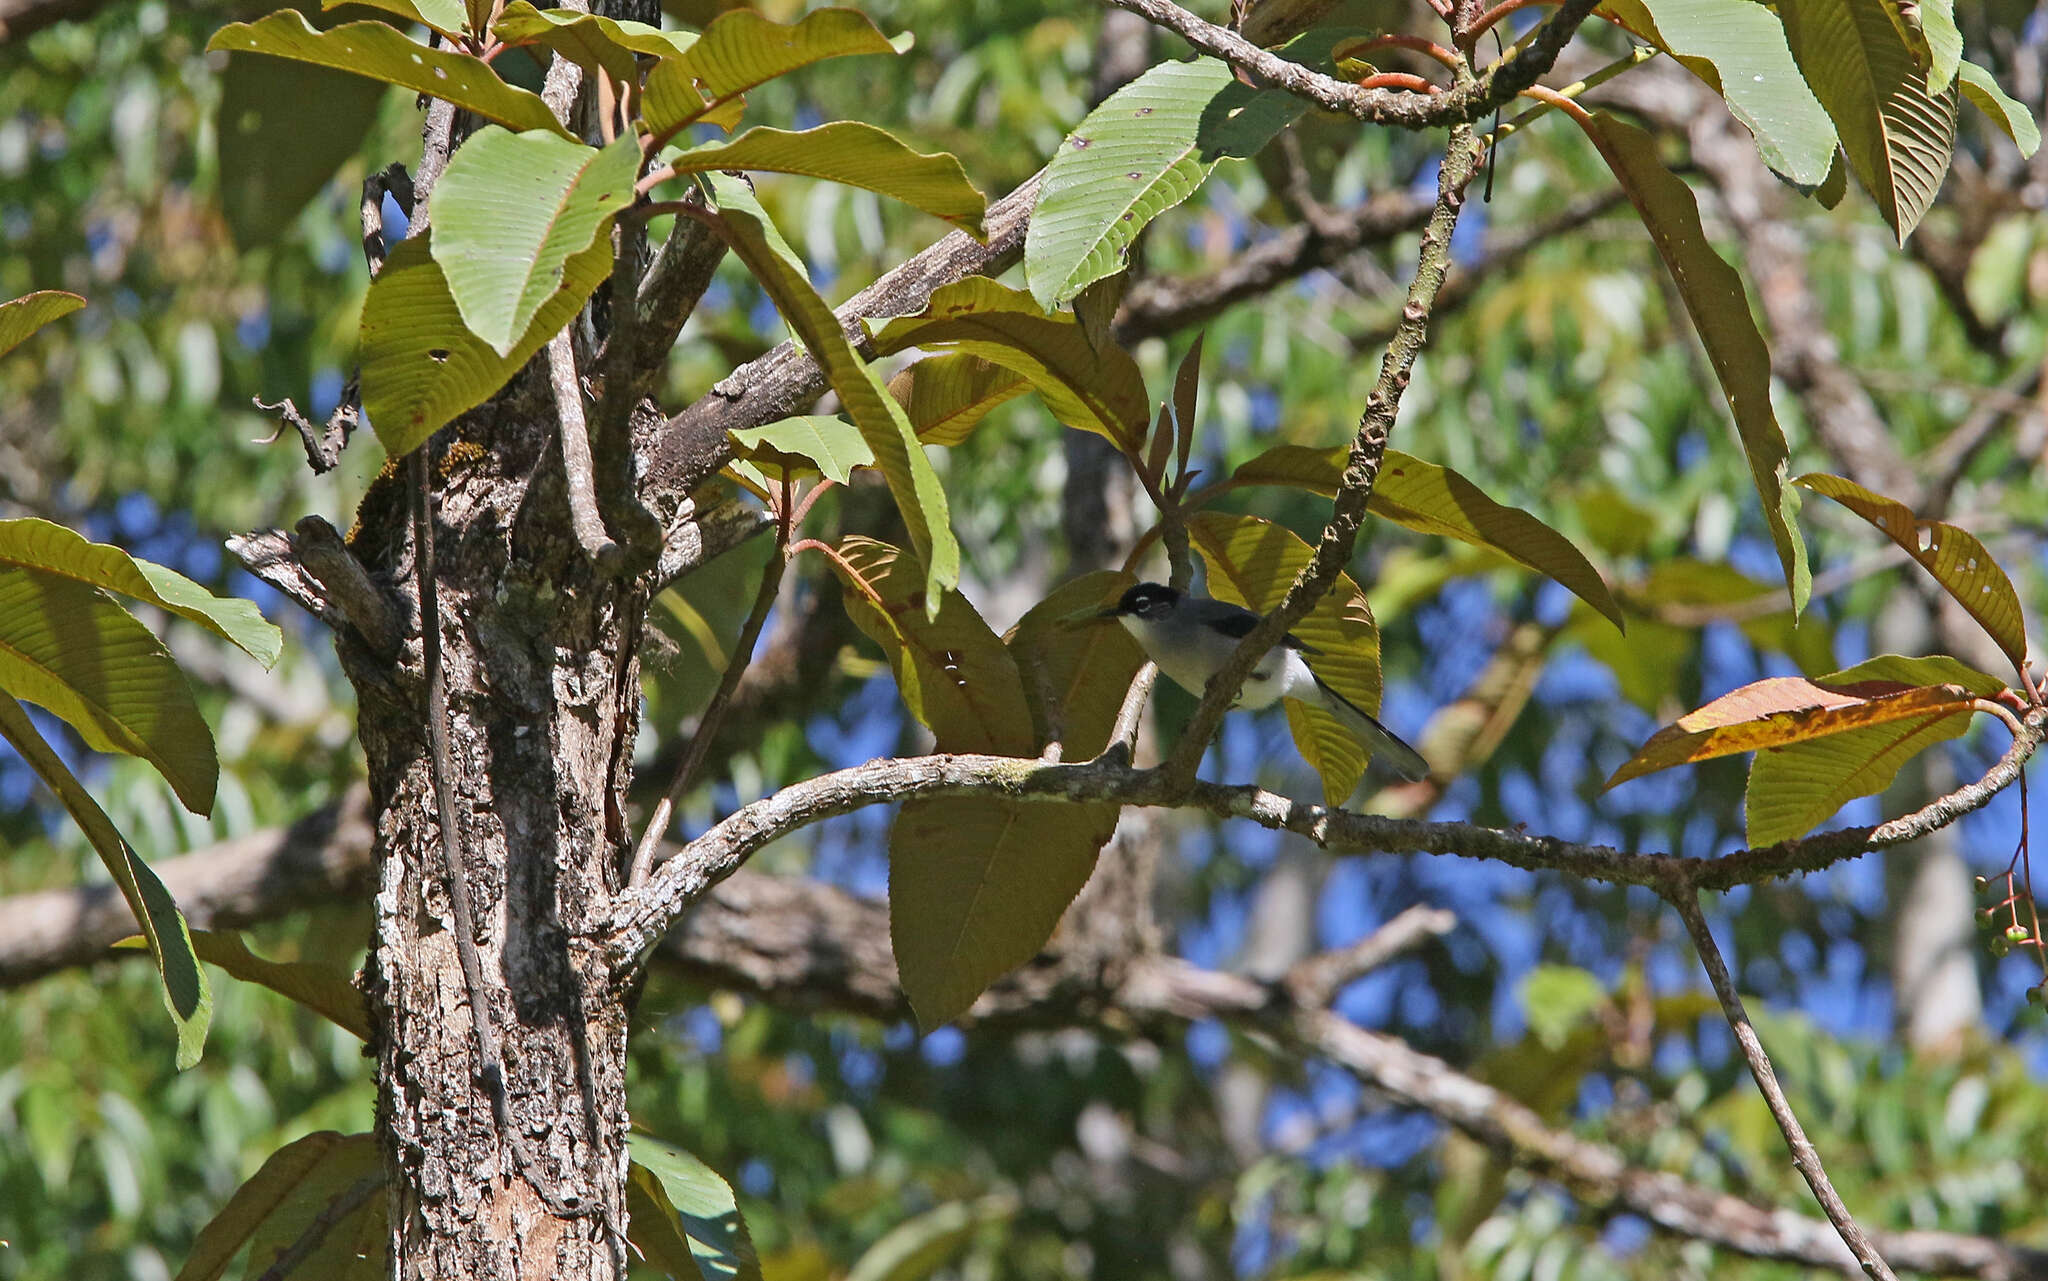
[1188,598,1321,652]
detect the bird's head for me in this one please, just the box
[1101,582,1181,621]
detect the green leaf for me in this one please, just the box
[868,277,1151,452]
[1918,0,1960,94]
[1228,446,1625,632]
[187,931,370,1041]
[1587,112,1810,615]
[1793,472,2028,674]
[0,518,282,666]
[1958,60,2041,157]
[1188,511,1385,801]
[206,12,570,137]
[1778,0,1957,242]
[885,353,1029,447]
[1746,710,1973,846]
[728,416,873,484]
[176,1132,372,1281]
[663,123,985,238]
[627,1135,764,1281]
[828,536,1032,755]
[0,567,217,813]
[359,230,610,458]
[218,41,386,250]
[846,1195,1019,1281]
[0,289,85,358]
[710,174,957,603]
[1005,572,1145,758]
[1965,215,2038,323]
[1595,0,1837,187]
[429,128,639,356]
[240,1133,384,1280]
[323,0,468,40]
[644,6,899,141]
[891,796,1119,1026]
[1026,57,1304,309]
[1520,965,1607,1051]
[0,698,210,1069]
[492,0,695,83]
[1823,652,2008,697]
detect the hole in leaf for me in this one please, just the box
[428,349,452,363]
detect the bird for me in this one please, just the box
[1098,581,1429,781]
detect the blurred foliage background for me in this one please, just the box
[5,0,2048,1278]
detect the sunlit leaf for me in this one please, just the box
[0,290,85,358]
[662,123,985,238]
[1957,60,2041,157]
[325,0,468,39]
[429,128,640,356]
[359,230,610,458]
[1587,112,1810,614]
[709,174,957,604]
[1026,57,1303,309]
[1228,445,1625,632]
[1778,0,1957,241]
[828,536,1031,755]
[728,416,872,483]
[869,277,1151,452]
[1606,673,1983,788]
[627,1135,764,1281]
[0,699,209,1069]
[492,0,695,82]
[206,13,570,137]
[0,568,216,813]
[885,353,1029,447]
[644,6,899,141]
[1595,0,1836,187]
[891,796,1118,1027]
[1794,472,2028,673]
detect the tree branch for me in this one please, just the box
[603,703,2047,968]
[1669,890,1898,1280]
[1102,0,1600,128]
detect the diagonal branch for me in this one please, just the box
[1669,890,1899,1280]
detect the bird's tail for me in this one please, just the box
[1310,673,1430,781]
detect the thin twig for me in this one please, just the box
[547,331,623,570]
[1160,120,1488,784]
[1284,903,1456,1006]
[627,498,793,888]
[1668,890,1898,1281]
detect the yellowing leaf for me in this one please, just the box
[644,6,899,141]
[1587,112,1810,614]
[187,931,370,1041]
[663,123,985,238]
[1606,674,1983,788]
[1229,445,1624,631]
[1188,512,1386,799]
[1794,472,2028,674]
[0,290,85,358]
[885,353,1029,447]
[829,537,1031,755]
[206,13,569,137]
[868,277,1150,451]
[890,796,1118,1027]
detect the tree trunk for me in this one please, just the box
[344,387,643,1278]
